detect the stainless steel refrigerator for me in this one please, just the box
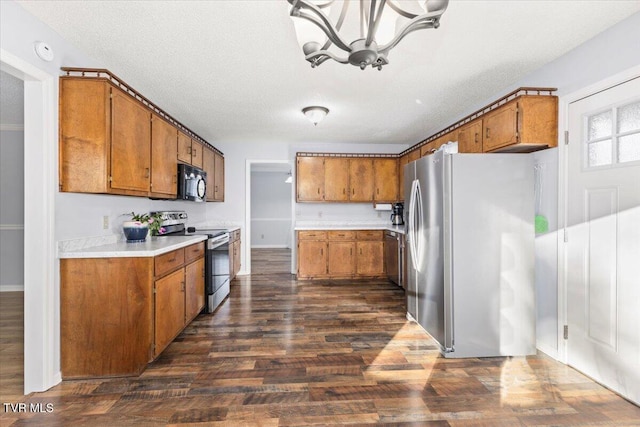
[404,150,536,358]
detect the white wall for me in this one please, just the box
[250,171,292,248]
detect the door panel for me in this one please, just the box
[150,115,177,197]
[567,76,640,405]
[324,158,349,201]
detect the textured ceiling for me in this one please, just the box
[17,1,640,146]
[0,70,24,126]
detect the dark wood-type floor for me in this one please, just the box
[251,248,292,275]
[2,272,639,425]
[0,291,24,404]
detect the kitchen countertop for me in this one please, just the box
[295,221,406,234]
[58,235,207,259]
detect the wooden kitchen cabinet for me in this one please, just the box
[60,241,205,378]
[324,158,350,201]
[185,257,205,323]
[110,87,151,193]
[373,158,399,202]
[297,239,328,278]
[297,156,325,201]
[150,114,178,198]
[177,131,192,164]
[356,241,385,276]
[297,230,386,280]
[229,229,241,280]
[154,268,186,358]
[327,241,356,276]
[60,78,151,197]
[421,141,435,157]
[457,119,483,153]
[191,140,203,169]
[408,149,421,163]
[349,158,374,202]
[203,146,215,201]
[213,152,225,201]
[482,96,558,152]
[60,257,153,379]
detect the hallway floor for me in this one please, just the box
[1,277,639,425]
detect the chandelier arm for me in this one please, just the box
[366,0,387,47]
[379,13,442,53]
[305,49,350,65]
[321,0,350,51]
[385,0,420,19]
[290,1,353,51]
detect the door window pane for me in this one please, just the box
[617,102,640,134]
[618,133,640,163]
[588,110,612,140]
[588,139,612,167]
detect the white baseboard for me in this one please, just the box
[251,245,291,249]
[0,284,24,292]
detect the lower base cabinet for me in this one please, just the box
[297,230,385,280]
[60,242,205,379]
[229,229,241,280]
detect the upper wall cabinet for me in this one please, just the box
[59,69,224,201]
[60,78,151,197]
[296,155,400,203]
[456,119,483,153]
[482,96,557,152]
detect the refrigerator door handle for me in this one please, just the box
[407,179,420,269]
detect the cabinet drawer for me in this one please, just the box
[155,248,185,277]
[184,242,204,263]
[231,230,241,242]
[356,230,383,240]
[328,230,356,240]
[298,230,327,240]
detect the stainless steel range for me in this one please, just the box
[152,211,230,313]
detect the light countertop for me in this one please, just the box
[59,235,207,259]
[294,221,406,234]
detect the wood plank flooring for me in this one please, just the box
[0,291,23,404]
[2,277,639,425]
[251,248,292,275]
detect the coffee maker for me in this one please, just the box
[390,202,404,225]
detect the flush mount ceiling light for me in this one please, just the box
[287,0,449,70]
[302,106,329,125]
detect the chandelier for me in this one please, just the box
[287,0,449,70]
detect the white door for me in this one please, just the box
[566,76,640,404]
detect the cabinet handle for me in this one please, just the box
[485,128,490,139]
[343,188,345,195]
[350,248,352,255]
[317,188,320,194]
[188,146,192,154]
[475,132,479,144]
[181,281,185,291]
[320,248,323,256]
[376,188,379,195]
[145,168,150,178]
[173,175,177,183]
[360,248,362,255]
[352,189,355,195]
[193,148,197,158]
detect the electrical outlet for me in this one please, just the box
[102,215,109,230]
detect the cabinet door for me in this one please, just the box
[191,140,203,169]
[324,158,350,201]
[482,100,518,152]
[328,241,356,276]
[203,146,216,201]
[349,158,374,202]
[374,158,399,202]
[213,152,225,201]
[110,87,151,193]
[421,142,435,157]
[408,149,421,163]
[298,240,327,278]
[154,269,185,357]
[356,241,385,276]
[185,258,205,322]
[150,114,178,197]
[457,119,483,153]
[296,157,324,201]
[177,131,192,164]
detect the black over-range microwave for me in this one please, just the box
[178,163,207,202]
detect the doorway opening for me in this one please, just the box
[246,160,294,275]
[0,69,25,402]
